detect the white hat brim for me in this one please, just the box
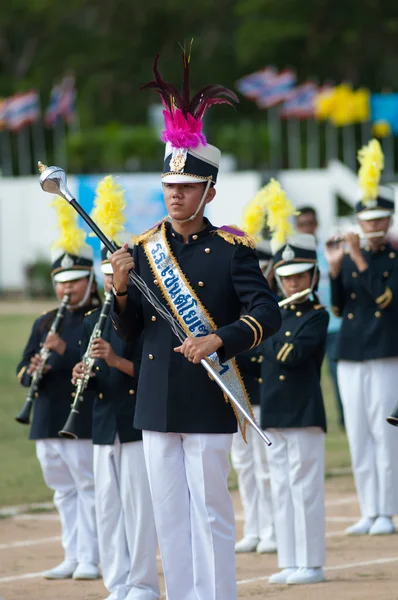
[276,263,314,277]
[162,174,210,184]
[358,209,393,221]
[53,270,91,283]
[100,263,113,275]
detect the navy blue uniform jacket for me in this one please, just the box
[81,310,142,445]
[260,300,329,431]
[111,219,281,434]
[331,244,398,361]
[16,307,95,440]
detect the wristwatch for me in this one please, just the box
[112,285,128,297]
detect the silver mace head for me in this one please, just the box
[37,162,74,203]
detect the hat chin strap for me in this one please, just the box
[52,269,95,310]
[277,266,318,302]
[168,180,212,224]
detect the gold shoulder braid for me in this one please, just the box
[216,225,256,249]
[131,218,166,245]
[84,308,100,317]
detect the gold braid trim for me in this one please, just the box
[131,218,167,246]
[276,343,289,361]
[17,365,27,382]
[376,286,393,309]
[280,343,294,362]
[245,315,264,345]
[216,226,256,249]
[240,317,258,349]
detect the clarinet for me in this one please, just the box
[16,294,70,425]
[59,291,113,439]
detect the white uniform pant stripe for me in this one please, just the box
[93,439,159,600]
[266,428,325,568]
[338,358,398,517]
[35,439,98,564]
[143,431,237,600]
[231,404,274,541]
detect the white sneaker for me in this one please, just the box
[269,568,298,584]
[287,567,325,584]
[256,538,277,553]
[235,536,259,553]
[43,559,77,579]
[369,516,395,535]
[345,517,376,535]
[72,562,100,580]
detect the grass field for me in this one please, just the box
[0,311,351,507]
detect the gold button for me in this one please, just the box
[149,354,154,360]
[347,313,354,319]
[258,355,264,363]
[351,293,356,300]
[71,392,76,398]
[285,331,291,337]
[290,304,296,310]
[296,311,302,317]
[78,340,81,345]
[205,248,211,254]
[352,271,358,278]
[198,281,204,287]
[192,234,198,240]
[95,366,100,372]
[258,377,263,384]
[384,271,389,278]
[250,356,257,362]
[98,393,103,399]
[389,252,396,259]
[35,392,39,398]
[129,389,135,395]
[375,311,382,318]
[151,315,157,322]
[279,375,286,381]
[172,232,175,237]
[154,279,159,286]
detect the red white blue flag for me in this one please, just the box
[255,69,296,109]
[280,82,318,119]
[5,91,40,131]
[236,67,278,100]
[45,76,76,126]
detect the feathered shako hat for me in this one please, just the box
[141,43,238,185]
[356,138,395,221]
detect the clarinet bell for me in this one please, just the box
[58,408,80,439]
[387,402,398,427]
[15,398,33,424]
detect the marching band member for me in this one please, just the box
[72,177,159,600]
[109,49,281,600]
[232,189,276,555]
[326,139,398,536]
[16,199,100,580]
[259,179,329,585]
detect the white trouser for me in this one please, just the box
[266,428,325,568]
[93,438,159,600]
[231,405,274,542]
[143,431,236,600]
[338,358,398,517]
[36,438,98,564]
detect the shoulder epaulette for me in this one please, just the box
[84,308,100,317]
[313,304,326,311]
[131,218,166,245]
[216,225,256,249]
[41,308,56,316]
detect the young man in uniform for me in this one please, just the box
[109,51,281,600]
[326,139,398,535]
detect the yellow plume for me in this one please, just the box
[261,179,296,246]
[357,139,384,203]
[91,176,126,243]
[241,185,269,241]
[51,197,87,255]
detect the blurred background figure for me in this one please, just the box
[295,207,345,429]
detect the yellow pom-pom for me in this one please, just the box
[357,139,384,203]
[261,179,296,246]
[91,175,126,243]
[241,185,269,241]
[372,120,391,139]
[51,197,87,255]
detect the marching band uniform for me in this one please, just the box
[258,181,328,585]
[231,349,276,553]
[111,53,281,600]
[330,142,398,535]
[16,205,100,580]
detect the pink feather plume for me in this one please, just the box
[161,109,207,149]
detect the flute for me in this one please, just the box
[278,288,312,308]
[326,231,385,246]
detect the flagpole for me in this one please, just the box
[325,121,338,163]
[17,126,31,175]
[268,106,283,170]
[54,117,67,170]
[32,118,47,166]
[287,118,301,169]
[0,130,13,176]
[342,124,356,170]
[383,134,395,177]
[306,118,319,168]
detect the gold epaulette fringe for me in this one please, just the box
[84,308,100,317]
[313,304,325,311]
[131,219,166,245]
[216,225,256,249]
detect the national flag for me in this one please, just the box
[236,67,277,100]
[45,76,76,127]
[280,82,318,119]
[6,91,40,131]
[255,69,296,109]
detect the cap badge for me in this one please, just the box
[364,199,377,209]
[61,254,74,269]
[282,245,295,261]
[170,148,187,172]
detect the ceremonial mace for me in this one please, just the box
[38,163,272,446]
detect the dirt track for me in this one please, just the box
[1,476,398,599]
